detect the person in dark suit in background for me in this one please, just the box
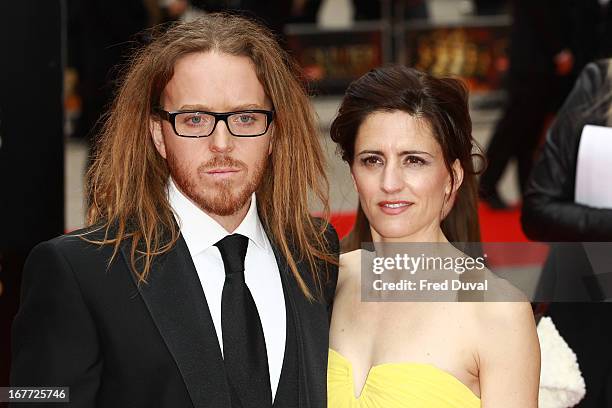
[522,59,612,407]
[11,14,339,408]
[480,0,574,209]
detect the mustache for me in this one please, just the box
[198,155,247,171]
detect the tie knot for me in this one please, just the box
[214,234,249,276]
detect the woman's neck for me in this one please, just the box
[371,226,449,244]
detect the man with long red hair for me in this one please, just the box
[11,14,338,408]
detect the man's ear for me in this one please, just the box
[150,118,167,159]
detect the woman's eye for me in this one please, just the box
[404,155,426,166]
[360,156,383,167]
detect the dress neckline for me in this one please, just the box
[329,348,481,400]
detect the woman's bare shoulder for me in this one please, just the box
[338,249,362,284]
[338,249,375,289]
[339,248,362,265]
[472,300,535,329]
[470,300,539,362]
[459,269,537,352]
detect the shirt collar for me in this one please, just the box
[167,177,268,255]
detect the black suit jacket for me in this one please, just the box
[522,59,612,242]
[521,61,612,406]
[522,60,612,300]
[10,222,339,407]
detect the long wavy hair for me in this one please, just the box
[330,65,483,252]
[85,13,335,300]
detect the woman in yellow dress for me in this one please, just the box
[327,65,540,407]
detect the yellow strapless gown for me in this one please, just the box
[328,349,481,408]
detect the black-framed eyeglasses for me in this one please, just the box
[155,108,275,138]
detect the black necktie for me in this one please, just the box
[215,234,272,408]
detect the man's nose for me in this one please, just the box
[208,120,233,153]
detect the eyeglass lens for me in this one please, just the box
[175,111,269,136]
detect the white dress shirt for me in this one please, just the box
[167,178,286,399]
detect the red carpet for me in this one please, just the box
[476,202,529,242]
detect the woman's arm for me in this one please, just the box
[522,60,612,241]
[477,302,540,407]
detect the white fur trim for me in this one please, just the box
[537,316,586,408]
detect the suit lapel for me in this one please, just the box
[121,235,230,408]
[271,244,330,408]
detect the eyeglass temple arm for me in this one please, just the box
[153,107,170,120]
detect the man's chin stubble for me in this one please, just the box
[193,181,253,216]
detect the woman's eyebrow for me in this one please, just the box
[399,150,434,157]
[356,149,384,156]
[356,149,433,157]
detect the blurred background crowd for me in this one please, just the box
[1,0,612,405]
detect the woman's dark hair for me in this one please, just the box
[330,64,484,252]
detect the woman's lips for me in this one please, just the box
[378,200,413,215]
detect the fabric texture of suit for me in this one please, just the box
[10,220,339,408]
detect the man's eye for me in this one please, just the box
[182,114,210,126]
[234,114,256,125]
